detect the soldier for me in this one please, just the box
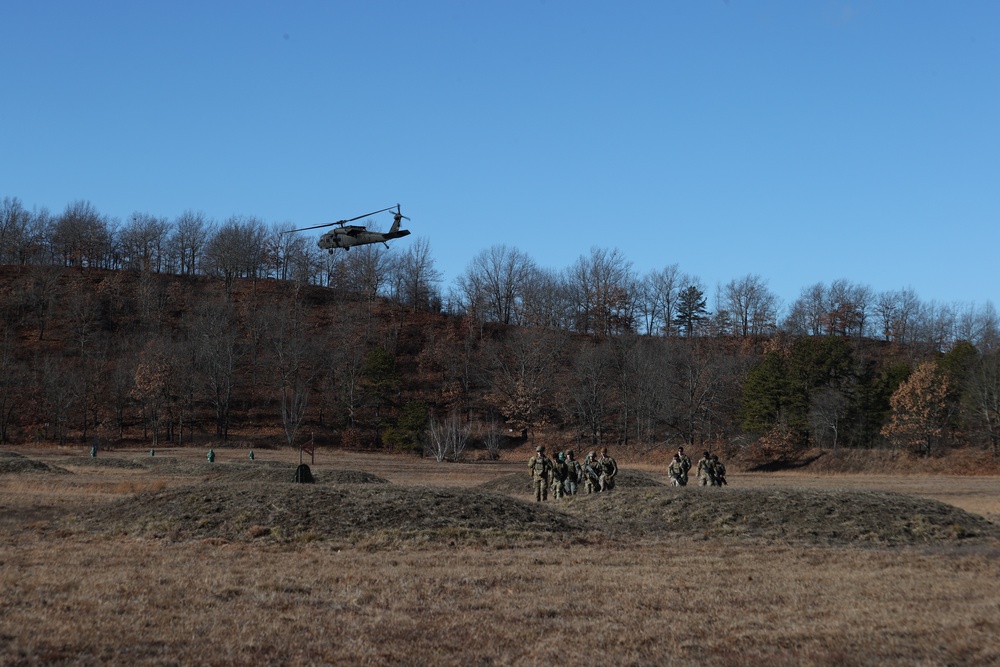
[676,446,692,486]
[598,447,618,491]
[550,452,568,500]
[667,454,685,486]
[696,450,712,486]
[582,451,600,494]
[564,450,582,496]
[712,454,727,486]
[528,445,552,502]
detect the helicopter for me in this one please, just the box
[283,204,411,252]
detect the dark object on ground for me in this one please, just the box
[294,464,314,483]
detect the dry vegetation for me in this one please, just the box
[2,447,1000,666]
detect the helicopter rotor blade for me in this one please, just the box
[281,205,401,233]
[281,221,337,233]
[340,205,399,224]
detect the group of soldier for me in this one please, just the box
[527,445,618,502]
[667,446,728,487]
[528,444,727,500]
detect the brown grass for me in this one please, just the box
[1,447,1000,666]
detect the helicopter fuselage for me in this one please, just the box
[318,226,411,250]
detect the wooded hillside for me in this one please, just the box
[1,261,998,461]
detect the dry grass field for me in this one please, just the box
[2,446,1000,666]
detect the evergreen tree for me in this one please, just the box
[673,285,708,337]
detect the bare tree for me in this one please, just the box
[343,244,391,306]
[188,302,243,439]
[131,340,171,446]
[662,340,730,447]
[567,341,614,447]
[170,211,212,275]
[967,351,1000,459]
[314,302,377,430]
[784,282,827,336]
[40,354,75,445]
[120,212,171,272]
[203,216,270,294]
[457,244,537,325]
[565,247,636,335]
[484,328,566,441]
[913,300,957,352]
[519,266,571,329]
[0,197,32,265]
[810,387,848,448]
[954,302,1000,353]
[51,200,113,268]
[0,325,24,442]
[425,411,472,462]
[718,273,779,337]
[270,228,321,285]
[479,419,504,460]
[640,264,684,336]
[623,337,671,445]
[18,266,64,340]
[875,287,922,344]
[269,301,319,447]
[388,237,441,311]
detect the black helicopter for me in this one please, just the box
[283,204,411,252]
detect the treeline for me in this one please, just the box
[0,262,998,460]
[3,197,998,351]
[1,195,998,458]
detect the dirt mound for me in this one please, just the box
[732,447,1000,475]
[0,454,70,475]
[200,462,390,485]
[75,483,585,546]
[480,468,664,495]
[60,456,149,470]
[562,487,1000,547]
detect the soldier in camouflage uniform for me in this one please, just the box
[550,452,568,499]
[582,451,600,494]
[528,445,552,502]
[667,454,685,486]
[564,450,581,496]
[676,446,692,486]
[711,454,727,486]
[597,447,618,491]
[696,451,712,486]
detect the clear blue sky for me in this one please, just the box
[2,1,997,311]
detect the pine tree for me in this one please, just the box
[673,285,708,337]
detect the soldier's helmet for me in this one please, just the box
[536,445,545,452]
